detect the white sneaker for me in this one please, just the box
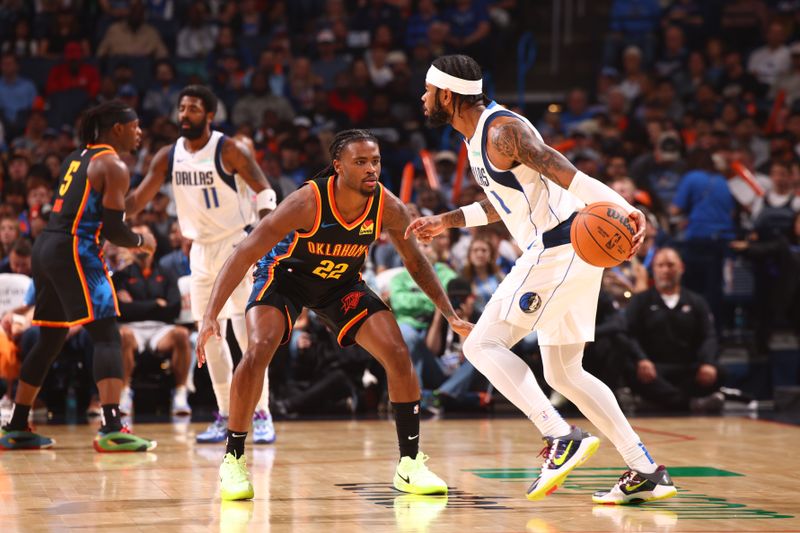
[119,387,134,416]
[252,410,275,444]
[171,387,192,416]
[0,396,13,423]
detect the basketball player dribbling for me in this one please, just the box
[127,86,278,445]
[1,101,156,452]
[196,129,472,501]
[406,55,678,505]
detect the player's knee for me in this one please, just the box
[120,327,135,349]
[462,333,486,365]
[244,336,279,367]
[172,326,190,346]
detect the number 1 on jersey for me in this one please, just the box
[202,187,219,209]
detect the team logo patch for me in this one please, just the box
[341,290,366,313]
[359,219,374,236]
[519,292,542,314]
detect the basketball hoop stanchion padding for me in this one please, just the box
[451,144,468,205]
[419,150,440,190]
[400,162,415,204]
[764,89,786,135]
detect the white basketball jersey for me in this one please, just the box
[169,131,256,243]
[466,102,581,250]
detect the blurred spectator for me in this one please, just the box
[176,1,218,60]
[287,56,320,114]
[365,45,393,88]
[234,0,267,38]
[406,0,440,50]
[618,45,647,101]
[18,178,52,238]
[0,238,32,276]
[630,130,687,217]
[313,29,350,91]
[114,225,190,416]
[0,53,37,137]
[624,247,725,413]
[603,0,661,66]
[96,0,168,58]
[655,25,687,81]
[1,18,39,57]
[444,0,491,65]
[773,42,800,107]
[328,71,367,125]
[39,8,89,58]
[45,42,100,99]
[158,221,191,280]
[560,88,594,132]
[142,60,181,121]
[747,20,791,88]
[719,51,766,102]
[232,70,294,129]
[0,217,21,260]
[719,0,769,53]
[460,233,503,315]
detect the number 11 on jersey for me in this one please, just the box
[202,187,219,209]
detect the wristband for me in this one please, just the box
[257,188,277,211]
[460,202,488,227]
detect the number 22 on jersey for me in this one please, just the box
[312,260,348,279]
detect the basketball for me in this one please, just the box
[570,202,636,268]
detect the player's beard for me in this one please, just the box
[425,99,452,128]
[180,120,205,140]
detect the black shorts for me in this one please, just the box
[247,277,390,347]
[31,231,119,327]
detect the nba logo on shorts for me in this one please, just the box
[519,292,541,314]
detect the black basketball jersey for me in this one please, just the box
[253,175,385,306]
[47,144,117,240]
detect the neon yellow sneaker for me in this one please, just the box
[526,426,600,501]
[393,452,448,495]
[220,453,254,501]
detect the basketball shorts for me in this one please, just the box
[125,320,174,353]
[489,242,604,346]
[247,276,390,347]
[190,230,252,321]
[31,231,119,327]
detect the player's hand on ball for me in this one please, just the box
[196,318,221,368]
[405,215,446,243]
[627,209,647,259]
[137,231,157,255]
[448,316,474,338]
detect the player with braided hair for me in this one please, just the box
[196,129,472,500]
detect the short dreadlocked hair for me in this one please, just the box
[431,54,491,111]
[314,129,379,179]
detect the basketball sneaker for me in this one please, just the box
[171,387,192,417]
[220,453,254,501]
[526,426,600,501]
[393,452,448,495]
[252,410,275,444]
[592,465,677,504]
[93,426,157,452]
[0,427,55,449]
[197,412,228,443]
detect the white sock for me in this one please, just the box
[232,313,271,416]
[462,302,571,438]
[540,343,658,473]
[202,319,233,417]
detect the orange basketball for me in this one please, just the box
[570,202,635,268]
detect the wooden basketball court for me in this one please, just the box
[1,416,798,532]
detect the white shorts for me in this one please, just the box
[488,244,603,346]
[189,231,253,321]
[127,320,174,353]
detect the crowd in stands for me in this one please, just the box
[0,0,798,421]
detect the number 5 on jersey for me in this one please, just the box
[59,161,81,196]
[313,260,348,279]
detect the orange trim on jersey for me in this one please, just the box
[86,144,116,152]
[72,236,95,322]
[327,175,374,230]
[337,309,368,346]
[279,305,293,345]
[71,179,91,235]
[374,184,385,239]
[255,233,301,300]
[297,181,323,238]
[90,149,115,161]
[32,316,95,328]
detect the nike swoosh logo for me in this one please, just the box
[407,434,418,440]
[623,480,647,493]
[320,222,338,229]
[552,440,573,467]
[398,473,410,484]
[231,433,247,438]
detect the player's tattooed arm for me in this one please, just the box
[125,144,172,216]
[382,190,458,321]
[489,119,578,189]
[439,198,500,227]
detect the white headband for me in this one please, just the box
[426,65,483,95]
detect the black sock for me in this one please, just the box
[392,401,420,459]
[226,429,247,458]
[5,404,31,431]
[101,404,122,433]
